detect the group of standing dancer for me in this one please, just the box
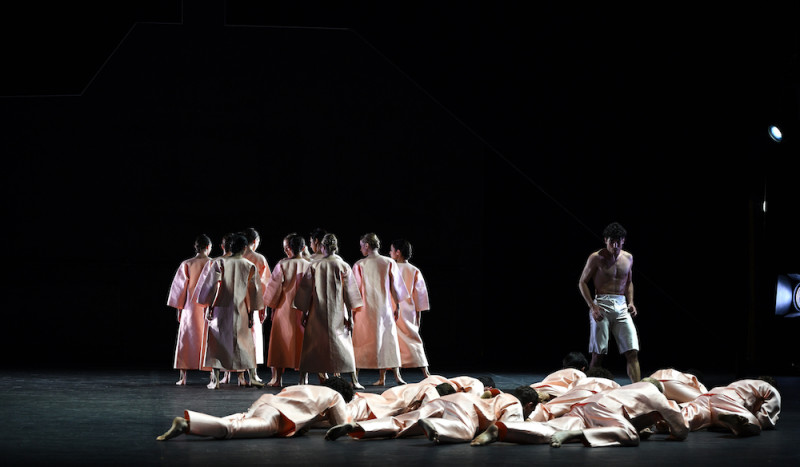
[166,228,431,390]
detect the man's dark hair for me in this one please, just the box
[586,366,615,380]
[435,382,456,397]
[562,351,588,371]
[477,376,496,389]
[322,376,355,403]
[757,375,779,392]
[512,385,539,408]
[603,222,627,240]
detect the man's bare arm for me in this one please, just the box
[579,255,603,321]
[625,256,637,317]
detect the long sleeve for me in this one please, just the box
[167,262,189,309]
[412,269,430,312]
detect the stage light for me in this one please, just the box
[776,274,800,318]
[769,125,783,142]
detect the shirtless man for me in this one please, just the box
[579,222,641,382]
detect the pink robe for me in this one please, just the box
[498,382,687,447]
[350,392,523,443]
[529,376,620,422]
[680,379,781,435]
[243,249,270,365]
[650,368,708,403]
[184,385,348,439]
[531,368,586,399]
[295,254,363,374]
[352,252,410,369]
[263,257,309,369]
[167,255,212,370]
[394,262,430,368]
[195,256,264,371]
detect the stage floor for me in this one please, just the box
[2,369,796,466]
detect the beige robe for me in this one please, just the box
[243,249,270,365]
[529,376,620,422]
[649,368,708,403]
[295,254,363,374]
[263,257,309,369]
[166,255,212,370]
[352,252,409,369]
[531,368,586,399]
[349,392,523,443]
[680,379,781,435]
[185,385,348,439]
[195,256,264,371]
[394,262,430,368]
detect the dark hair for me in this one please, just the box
[603,222,627,240]
[310,228,327,242]
[229,234,248,255]
[757,375,779,392]
[477,376,496,389]
[435,382,456,397]
[322,233,339,254]
[194,234,212,253]
[390,238,413,260]
[512,385,539,408]
[562,351,589,371]
[284,233,306,257]
[243,227,260,244]
[585,366,615,380]
[360,232,380,250]
[221,233,235,252]
[322,376,355,402]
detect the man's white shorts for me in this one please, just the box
[588,294,639,354]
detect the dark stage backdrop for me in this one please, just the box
[2,2,799,377]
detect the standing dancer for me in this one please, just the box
[389,239,431,378]
[243,227,271,384]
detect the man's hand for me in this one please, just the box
[627,304,638,317]
[590,304,604,322]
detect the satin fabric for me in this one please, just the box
[679,379,781,434]
[185,385,348,439]
[295,254,363,374]
[393,262,430,368]
[531,368,587,399]
[167,255,212,370]
[529,376,620,422]
[243,249,270,365]
[195,256,264,371]
[351,252,409,369]
[263,257,310,369]
[650,368,708,403]
[350,392,523,443]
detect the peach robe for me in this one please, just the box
[295,254,363,374]
[349,392,523,443]
[680,379,781,435]
[394,262,430,368]
[352,252,410,369]
[650,369,708,403]
[167,255,212,370]
[529,376,620,422]
[497,382,686,447]
[263,257,309,369]
[195,256,264,371]
[185,385,348,439]
[243,249,270,365]
[531,368,587,399]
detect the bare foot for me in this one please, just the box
[156,417,188,441]
[267,381,282,388]
[471,423,499,446]
[371,380,385,387]
[353,383,365,390]
[395,377,407,385]
[551,431,575,448]
[220,372,231,384]
[418,419,440,444]
[718,414,760,437]
[325,423,357,441]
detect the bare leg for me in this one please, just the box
[220,371,231,384]
[589,352,605,370]
[624,350,641,383]
[325,423,357,441]
[156,417,189,441]
[393,368,406,385]
[471,423,499,446]
[298,372,308,385]
[421,366,431,378]
[373,369,387,386]
[207,369,220,390]
[176,370,187,386]
[237,372,247,386]
[251,366,263,383]
[350,372,364,390]
[248,369,265,388]
[269,368,283,387]
[318,373,328,384]
[551,430,584,448]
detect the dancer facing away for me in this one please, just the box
[579,222,641,382]
[389,239,431,379]
[242,227,271,384]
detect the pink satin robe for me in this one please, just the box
[350,392,523,443]
[167,255,212,370]
[498,382,686,447]
[529,376,620,422]
[243,249,270,365]
[394,262,430,368]
[347,382,442,421]
[263,257,309,369]
[195,256,264,371]
[650,368,708,403]
[531,368,586,399]
[185,385,348,439]
[680,379,781,435]
[352,252,410,369]
[295,254,363,374]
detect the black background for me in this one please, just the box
[2,1,799,376]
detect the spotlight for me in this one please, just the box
[776,274,800,318]
[769,125,783,142]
